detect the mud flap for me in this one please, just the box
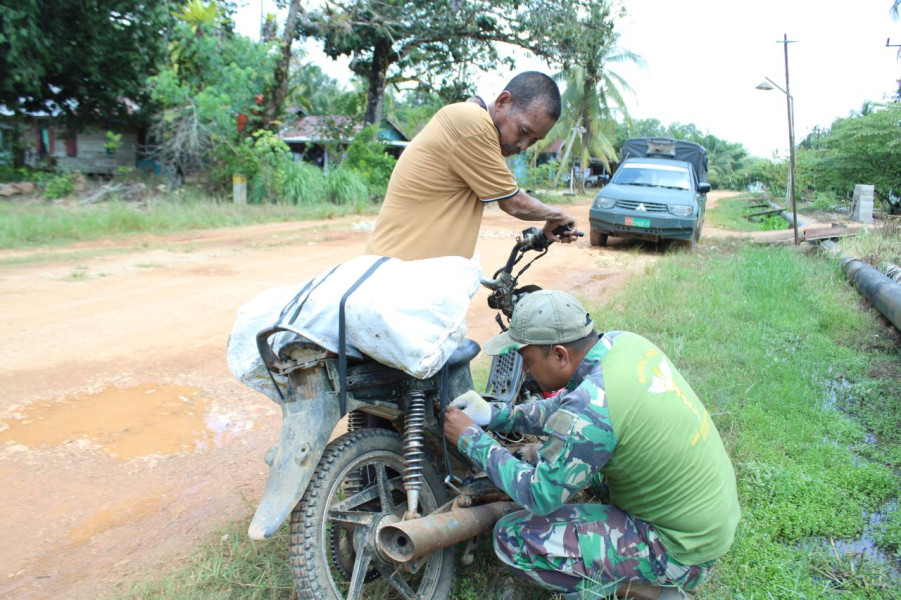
[248,392,340,539]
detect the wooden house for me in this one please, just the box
[1,99,146,175]
[279,112,409,172]
[22,119,143,176]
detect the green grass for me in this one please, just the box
[707,193,791,232]
[122,239,900,599]
[0,194,379,250]
[835,216,901,272]
[590,241,901,598]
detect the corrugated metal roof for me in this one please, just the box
[280,115,410,144]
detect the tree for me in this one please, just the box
[0,0,170,127]
[289,62,354,115]
[261,0,305,129]
[149,2,277,185]
[799,102,901,207]
[301,0,592,126]
[541,2,643,190]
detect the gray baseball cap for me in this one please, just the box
[483,290,594,356]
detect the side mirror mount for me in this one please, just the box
[697,182,711,194]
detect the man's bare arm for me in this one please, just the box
[497,190,579,242]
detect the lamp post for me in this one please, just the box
[756,34,799,245]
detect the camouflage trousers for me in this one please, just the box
[493,504,714,598]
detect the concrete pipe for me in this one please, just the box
[840,256,901,332]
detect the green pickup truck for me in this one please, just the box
[589,137,711,249]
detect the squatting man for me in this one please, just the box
[443,290,741,598]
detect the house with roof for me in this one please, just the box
[278,111,410,171]
[1,100,146,176]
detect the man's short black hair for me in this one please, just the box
[504,71,562,121]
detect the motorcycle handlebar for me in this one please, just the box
[480,226,583,290]
[520,225,583,251]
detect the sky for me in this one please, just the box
[233,0,901,158]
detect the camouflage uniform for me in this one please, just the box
[457,331,739,597]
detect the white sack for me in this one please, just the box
[227,254,482,400]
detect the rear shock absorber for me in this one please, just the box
[344,410,367,497]
[403,391,426,519]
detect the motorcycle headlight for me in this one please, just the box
[594,196,617,209]
[668,205,693,217]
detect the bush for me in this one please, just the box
[248,159,328,205]
[341,125,396,197]
[327,167,368,206]
[42,172,76,199]
[521,161,558,190]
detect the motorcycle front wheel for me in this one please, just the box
[289,428,455,600]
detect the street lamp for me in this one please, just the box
[756,34,799,245]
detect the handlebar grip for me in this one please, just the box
[552,225,584,238]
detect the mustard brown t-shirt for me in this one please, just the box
[364,102,519,260]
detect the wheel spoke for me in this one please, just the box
[381,566,419,600]
[375,463,396,513]
[331,475,404,512]
[345,542,375,600]
[328,510,375,526]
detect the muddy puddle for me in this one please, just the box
[813,376,901,582]
[805,500,901,585]
[0,384,254,459]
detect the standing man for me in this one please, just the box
[445,290,740,599]
[364,71,579,261]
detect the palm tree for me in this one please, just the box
[534,3,645,192]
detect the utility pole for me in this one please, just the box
[778,34,800,246]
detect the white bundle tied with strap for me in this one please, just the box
[227,254,482,400]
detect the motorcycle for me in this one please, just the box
[247,226,561,599]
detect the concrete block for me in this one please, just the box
[851,184,875,223]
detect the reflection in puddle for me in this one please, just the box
[0,384,253,459]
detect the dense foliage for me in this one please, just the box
[542,2,644,189]
[5,0,896,206]
[301,0,613,125]
[148,8,277,187]
[797,102,901,212]
[0,0,170,128]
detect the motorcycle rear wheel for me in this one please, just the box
[289,428,455,600]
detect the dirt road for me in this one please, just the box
[0,192,735,599]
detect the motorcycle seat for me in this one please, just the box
[447,338,480,368]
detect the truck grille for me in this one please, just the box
[617,200,668,212]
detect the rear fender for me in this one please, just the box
[248,370,340,540]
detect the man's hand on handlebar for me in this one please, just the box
[543,216,579,243]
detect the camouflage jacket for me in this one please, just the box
[457,334,617,516]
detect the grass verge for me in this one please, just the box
[706,193,790,232]
[0,195,379,250]
[835,216,901,272]
[123,240,901,600]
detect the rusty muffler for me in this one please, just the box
[378,501,519,563]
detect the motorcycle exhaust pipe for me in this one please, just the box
[378,501,518,563]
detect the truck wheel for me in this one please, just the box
[289,429,455,600]
[589,230,608,247]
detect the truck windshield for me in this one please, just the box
[611,162,691,190]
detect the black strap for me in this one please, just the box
[438,362,454,480]
[262,265,341,403]
[338,257,390,416]
[279,264,341,326]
